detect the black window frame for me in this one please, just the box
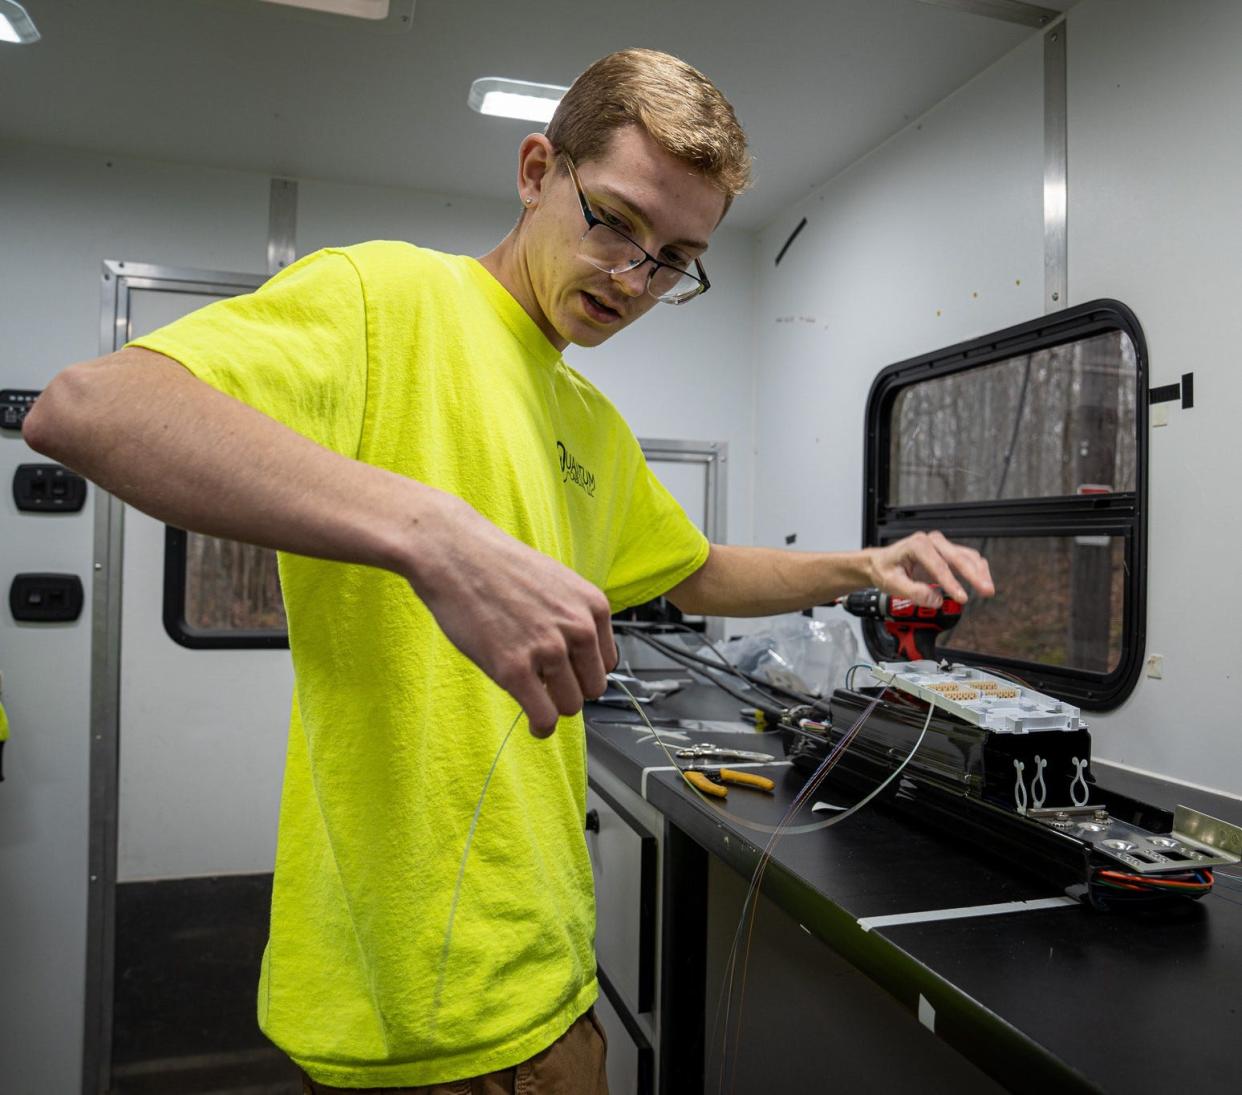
[163,527,289,650]
[862,298,1148,710]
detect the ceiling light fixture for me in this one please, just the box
[0,0,40,44]
[468,78,569,125]
[260,0,391,19]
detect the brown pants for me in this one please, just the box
[299,1009,609,1095]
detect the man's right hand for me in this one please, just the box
[407,495,618,737]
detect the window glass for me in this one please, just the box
[182,533,285,633]
[888,331,1138,506]
[172,446,718,642]
[935,535,1125,674]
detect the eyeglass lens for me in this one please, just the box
[579,223,701,301]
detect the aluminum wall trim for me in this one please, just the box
[267,178,299,275]
[637,439,728,545]
[1044,23,1069,312]
[83,264,129,1095]
[102,259,265,290]
[638,439,727,641]
[915,0,1060,28]
[83,263,265,1095]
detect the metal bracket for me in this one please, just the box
[1044,22,1068,311]
[1173,805,1242,860]
[267,177,299,275]
[915,0,1060,29]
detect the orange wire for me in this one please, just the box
[1096,869,1212,889]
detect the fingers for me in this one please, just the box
[595,602,620,675]
[877,565,934,606]
[876,531,996,605]
[925,531,994,600]
[535,660,584,739]
[909,532,969,604]
[499,662,562,739]
[948,537,995,597]
[504,590,616,738]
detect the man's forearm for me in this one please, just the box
[666,533,994,618]
[24,347,623,734]
[665,543,874,617]
[22,348,441,582]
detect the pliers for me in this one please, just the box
[683,767,776,799]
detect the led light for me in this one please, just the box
[468,78,568,124]
[0,1,40,44]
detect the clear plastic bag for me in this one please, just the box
[727,614,860,698]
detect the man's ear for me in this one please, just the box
[517,133,557,207]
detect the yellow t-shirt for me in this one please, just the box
[130,242,708,1086]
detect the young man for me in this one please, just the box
[25,48,991,1094]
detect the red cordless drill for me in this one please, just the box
[834,587,963,661]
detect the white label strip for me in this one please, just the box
[640,765,678,799]
[640,760,791,800]
[858,895,1076,933]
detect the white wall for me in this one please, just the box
[1,142,274,1094]
[0,138,755,1090]
[1066,0,1242,794]
[751,0,1242,799]
[751,34,1045,554]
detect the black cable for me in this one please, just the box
[619,629,784,716]
[613,632,852,756]
[646,621,829,710]
[615,622,831,717]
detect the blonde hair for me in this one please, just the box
[546,48,751,208]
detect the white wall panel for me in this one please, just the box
[1065,0,1242,794]
[752,36,1045,557]
[751,2,1242,798]
[1,141,268,1094]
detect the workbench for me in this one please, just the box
[584,676,1242,1095]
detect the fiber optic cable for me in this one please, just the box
[429,708,522,1030]
[718,698,935,1095]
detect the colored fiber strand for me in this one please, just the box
[429,709,522,1030]
[719,698,935,1095]
[612,639,928,1090]
[608,676,851,838]
[1092,867,1214,898]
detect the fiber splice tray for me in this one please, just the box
[786,661,1241,908]
[871,661,1082,735]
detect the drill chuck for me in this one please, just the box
[836,586,964,661]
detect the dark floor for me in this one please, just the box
[112,873,301,1094]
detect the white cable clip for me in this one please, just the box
[1070,756,1089,806]
[1013,759,1027,814]
[1031,755,1048,809]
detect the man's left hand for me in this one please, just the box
[867,531,994,608]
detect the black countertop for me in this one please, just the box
[585,678,1242,1095]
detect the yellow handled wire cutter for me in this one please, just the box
[683,767,776,799]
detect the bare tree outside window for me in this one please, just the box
[884,331,1138,674]
[183,534,285,633]
[889,332,1137,506]
[943,536,1126,673]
